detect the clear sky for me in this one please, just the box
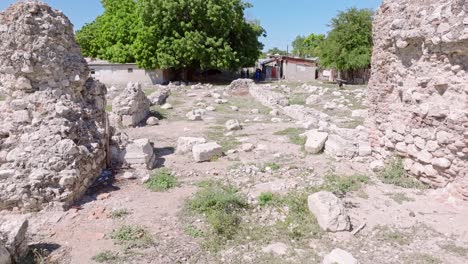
[1,0,382,51]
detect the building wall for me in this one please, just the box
[283,62,317,82]
[89,63,166,87]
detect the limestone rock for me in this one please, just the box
[0,216,28,263]
[147,88,170,106]
[186,109,205,121]
[111,82,150,127]
[323,248,358,264]
[176,137,207,154]
[225,120,242,131]
[124,138,155,169]
[192,142,223,162]
[0,1,108,211]
[307,191,351,232]
[160,103,173,110]
[325,135,357,158]
[305,130,329,154]
[146,117,159,126]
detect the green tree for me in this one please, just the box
[318,8,373,71]
[266,47,287,56]
[76,0,139,63]
[76,0,264,71]
[292,33,325,58]
[133,0,265,70]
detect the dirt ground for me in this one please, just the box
[19,81,468,264]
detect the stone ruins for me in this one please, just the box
[0,2,108,211]
[367,0,467,199]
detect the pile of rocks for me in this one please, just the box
[367,0,467,195]
[0,2,108,211]
[110,82,151,127]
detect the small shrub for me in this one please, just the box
[0,95,5,101]
[144,169,177,192]
[105,105,112,112]
[187,183,247,214]
[379,158,427,189]
[186,182,248,249]
[92,251,120,263]
[274,128,306,146]
[258,192,276,206]
[150,106,168,120]
[109,209,130,219]
[111,225,152,249]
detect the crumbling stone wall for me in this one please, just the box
[0,1,108,211]
[367,0,467,198]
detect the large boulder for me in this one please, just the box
[192,142,223,162]
[367,0,468,194]
[305,130,329,154]
[0,2,108,211]
[307,191,351,232]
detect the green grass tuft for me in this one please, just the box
[186,182,248,250]
[379,158,427,189]
[258,192,276,206]
[144,169,178,192]
[110,225,152,250]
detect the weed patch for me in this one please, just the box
[144,169,177,192]
[379,158,427,189]
[274,128,306,146]
[185,182,248,250]
[92,250,121,263]
[206,126,241,151]
[319,174,370,197]
[111,225,153,250]
[375,226,412,246]
[109,209,131,219]
[262,162,281,171]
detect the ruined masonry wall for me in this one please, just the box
[367,0,467,198]
[0,2,108,211]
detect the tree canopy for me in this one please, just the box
[291,33,325,58]
[266,47,288,56]
[76,0,265,70]
[317,8,373,71]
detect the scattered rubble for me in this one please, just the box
[176,137,207,154]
